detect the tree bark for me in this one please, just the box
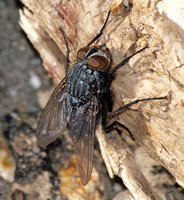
[19,0,184,199]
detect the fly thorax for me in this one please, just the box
[67,62,108,102]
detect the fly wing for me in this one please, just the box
[68,97,99,185]
[37,78,68,149]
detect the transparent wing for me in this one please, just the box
[68,97,99,185]
[36,78,68,149]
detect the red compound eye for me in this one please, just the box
[77,46,89,59]
[87,55,110,70]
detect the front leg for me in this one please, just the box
[59,27,70,74]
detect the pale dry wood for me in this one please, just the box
[19,0,184,198]
[96,127,159,200]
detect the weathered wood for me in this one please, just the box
[19,0,184,198]
[96,128,159,200]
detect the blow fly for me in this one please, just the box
[36,10,165,185]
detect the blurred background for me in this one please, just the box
[0,0,57,199]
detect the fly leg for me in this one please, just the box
[104,120,135,140]
[59,27,70,75]
[102,97,166,139]
[87,10,111,47]
[106,45,167,137]
[109,45,148,75]
[101,97,134,140]
[108,97,167,117]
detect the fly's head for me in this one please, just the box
[77,45,112,71]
